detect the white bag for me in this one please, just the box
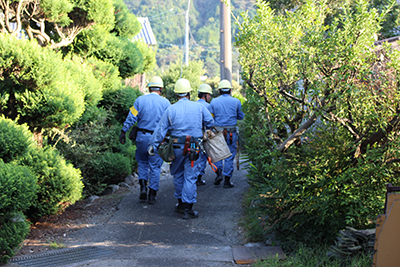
[203,128,232,163]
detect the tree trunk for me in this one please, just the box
[277,114,317,152]
[33,131,43,147]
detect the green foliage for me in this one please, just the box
[261,0,399,39]
[0,212,30,264]
[237,0,400,247]
[1,0,115,48]
[86,57,122,97]
[90,152,132,187]
[93,35,145,78]
[17,146,83,221]
[0,35,86,132]
[252,244,372,267]
[63,0,154,79]
[63,56,104,107]
[112,0,141,38]
[0,160,37,264]
[0,117,34,163]
[100,85,143,124]
[135,40,157,73]
[0,160,37,217]
[161,60,206,102]
[53,110,137,196]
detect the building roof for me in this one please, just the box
[132,17,157,45]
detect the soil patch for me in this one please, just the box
[15,187,131,257]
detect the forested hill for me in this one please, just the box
[123,0,256,78]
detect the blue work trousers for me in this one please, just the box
[170,146,199,204]
[136,132,163,191]
[196,151,208,177]
[214,132,237,178]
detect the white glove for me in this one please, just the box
[148,146,155,156]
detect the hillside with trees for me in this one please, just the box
[123,0,256,79]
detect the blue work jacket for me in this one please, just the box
[208,94,244,126]
[122,92,171,132]
[149,98,214,148]
[197,99,210,108]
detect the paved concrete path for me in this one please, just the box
[8,159,251,267]
[66,159,250,266]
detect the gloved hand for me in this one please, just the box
[147,145,155,156]
[119,130,126,144]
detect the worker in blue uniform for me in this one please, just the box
[208,79,245,188]
[195,83,213,186]
[148,78,214,219]
[119,76,170,204]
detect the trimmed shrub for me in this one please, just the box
[94,152,131,185]
[18,146,83,221]
[0,116,34,163]
[54,106,137,196]
[0,160,37,216]
[0,160,37,264]
[0,34,86,132]
[100,85,142,125]
[0,212,30,264]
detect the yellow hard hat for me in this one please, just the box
[217,79,232,90]
[147,76,164,88]
[174,78,191,94]
[198,84,212,94]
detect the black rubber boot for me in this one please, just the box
[223,176,234,188]
[214,169,223,185]
[175,198,185,214]
[183,203,199,220]
[196,175,206,186]
[148,188,157,204]
[139,179,147,200]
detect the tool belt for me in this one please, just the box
[171,135,201,167]
[215,126,236,145]
[138,128,154,134]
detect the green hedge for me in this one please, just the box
[18,146,83,221]
[0,212,30,264]
[0,116,34,163]
[0,160,37,219]
[0,34,86,131]
[0,160,37,264]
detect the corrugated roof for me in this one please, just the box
[132,17,157,45]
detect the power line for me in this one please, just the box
[147,12,185,21]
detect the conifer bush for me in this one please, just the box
[17,146,83,221]
[0,212,30,264]
[92,152,131,185]
[100,85,142,124]
[0,34,89,132]
[54,116,136,196]
[0,117,34,163]
[0,160,37,263]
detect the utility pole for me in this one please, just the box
[185,0,191,66]
[220,0,232,82]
